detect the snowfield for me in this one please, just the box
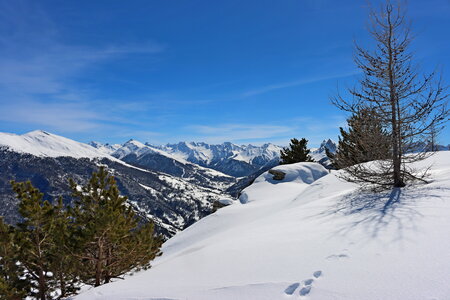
[75,152,450,300]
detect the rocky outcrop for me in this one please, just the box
[268,169,286,180]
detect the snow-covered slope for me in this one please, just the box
[76,152,450,300]
[88,141,121,155]
[113,139,162,159]
[0,130,109,158]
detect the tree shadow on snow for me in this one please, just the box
[319,185,450,243]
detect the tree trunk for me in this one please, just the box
[95,241,103,287]
[38,267,46,300]
[331,2,449,188]
[104,247,111,284]
[387,9,405,188]
[59,271,66,299]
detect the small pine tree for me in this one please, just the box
[49,198,80,299]
[331,108,391,169]
[280,138,313,165]
[11,181,57,300]
[4,168,162,298]
[69,167,162,287]
[0,218,29,300]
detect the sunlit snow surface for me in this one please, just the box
[75,153,450,300]
[0,130,110,158]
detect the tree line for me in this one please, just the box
[0,167,163,300]
[281,2,448,190]
[332,2,448,188]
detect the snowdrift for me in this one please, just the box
[238,162,328,204]
[75,153,450,300]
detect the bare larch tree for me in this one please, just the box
[332,1,448,188]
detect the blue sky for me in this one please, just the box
[0,0,449,146]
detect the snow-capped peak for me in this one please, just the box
[89,141,122,155]
[113,139,193,164]
[155,141,283,165]
[125,139,147,148]
[112,139,153,159]
[0,130,109,159]
[318,139,337,154]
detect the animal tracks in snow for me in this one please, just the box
[284,270,322,297]
[326,253,349,260]
[313,270,322,278]
[284,283,300,295]
[299,286,311,296]
[326,249,350,261]
[283,249,350,297]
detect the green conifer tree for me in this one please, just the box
[49,198,80,299]
[331,108,391,169]
[11,181,57,300]
[280,138,313,165]
[69,167,162,287]
[0,217,29,300]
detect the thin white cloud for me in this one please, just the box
[186,124,295,143]
[0,0,164,134]
[0,43,164,96]
[180,116,346,146]
[0,98,101,132]
[241,71,360,97]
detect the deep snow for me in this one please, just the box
[75,151,450,300]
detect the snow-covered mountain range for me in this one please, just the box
[89,140,285,178]
[0,130,340,237]
[0,131,235,237]
[75,152,450,300]
[108,139,235,190]
[151,142,282,177]
[89,138,338,177]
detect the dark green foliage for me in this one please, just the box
[3,167,162,299]
[0,218,29,300]
[11,181,57,300]
[7,182,78,300]
[69,167,162,287]
[325,147,335,166]
[330,109,391,169]
[49,198,80,299]
[280,138,313,165]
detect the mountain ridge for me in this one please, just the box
[0,131,237,238]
